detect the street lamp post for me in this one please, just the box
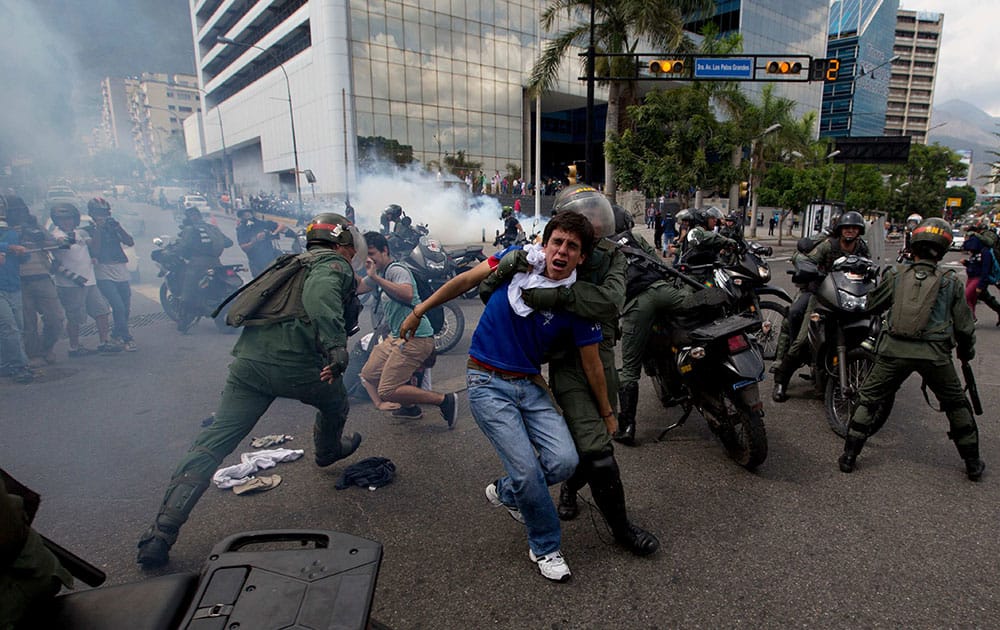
[216,36,303,224]
[746,123,782,238]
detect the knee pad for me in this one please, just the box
[947,420,978,443]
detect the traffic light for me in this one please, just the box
[739,181,749,204]
[568,164,578,184]
[810,58,841,82]
[766,60,802,75]
[649,59,684,74]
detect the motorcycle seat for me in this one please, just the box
[447,245,483,258]
[31,572,198,630]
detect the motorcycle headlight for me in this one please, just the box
[758,265,770,280]
[838,290,867,311]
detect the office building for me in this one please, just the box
[883,9,943,144]
[128,73,201,165]
[684,0,830,122]
[97,78,135,156]
[819,0,899,138]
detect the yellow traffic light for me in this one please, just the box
[739,181,749,200]
[766,60,802,75]
[568,164,578,184]
[649,59,684,74]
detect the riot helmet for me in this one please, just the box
[612,204,635,233]
[905,213,923,229]
[88,197,112,216]
[237,207,254,219]
[307,212,366,272]
[551,184,615,238]
[835,211,865,241]
[184,205,203,221]
[692,206,723,228]
[675,209,693,226]
[383,204,404,222]
[49,202,81,226]
[909,217,952,261]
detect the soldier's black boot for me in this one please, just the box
[557,464,589,521]
[137,475,209,568]
[613,381,639,446]
[838,435,867,473]
[588,454,658,556]
[956,443,986,481]
[315,431,362,467]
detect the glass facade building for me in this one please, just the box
[820,0,899,138]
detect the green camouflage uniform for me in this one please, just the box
[138,248,359,560]
[847,260,978,451]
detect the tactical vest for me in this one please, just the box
[887,263,955,341]
[188,223,227,257]
[612,229,670,300]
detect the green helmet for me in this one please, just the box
[909,217,953,260]
[306,212,358,248]
[552,184,614,237]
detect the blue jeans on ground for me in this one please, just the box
[0,289,29,373]
[466,368,578,557]
[97,279,132,342]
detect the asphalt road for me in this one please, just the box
[4,207,1000,628]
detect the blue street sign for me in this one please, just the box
[694,57,753,79]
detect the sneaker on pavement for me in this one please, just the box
[11,368,35,384]
[391,405,423,420]
[439,392,458,429]
[485,481,524,523]
[68,346,98,358]
[123,340,138,352]
[98,342,123,353]
[529,549,572,583]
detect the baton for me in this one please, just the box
[961,360,983,416]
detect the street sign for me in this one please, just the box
[694,57,753,80]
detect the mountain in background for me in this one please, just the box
[928,99,998,190]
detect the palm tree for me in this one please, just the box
[528,0,715,200]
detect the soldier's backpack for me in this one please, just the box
[213,251,361,334]
[385,262,444,334]
[887,264,951,339]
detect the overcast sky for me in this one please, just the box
[899,0,1000,115]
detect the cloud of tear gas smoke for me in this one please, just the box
[351,168,509,245]
[0,2,79,171]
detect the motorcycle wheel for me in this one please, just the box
[705,385,768,470]
[434,302,465,354]
[757,300,788,361]
[824,347,876,438]
[159,282,181,322]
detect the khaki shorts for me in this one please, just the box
[57,285,111,327]
[360,336,435,399]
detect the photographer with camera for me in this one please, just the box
[236,207,296,276]
[85,197,136,351]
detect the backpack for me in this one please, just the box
[214,251,361,334]
[887,264,950,339]
[387,262,444,334]
[977,230,1000,284]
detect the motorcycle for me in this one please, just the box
[151,237,246,333]
[801,254,884,437]
[24,529,381,629]
[677,239,791,360]
[644,285,769,470]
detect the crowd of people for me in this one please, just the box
[0,194,137,384]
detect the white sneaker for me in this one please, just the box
[529,550,572,582]
[485,482,524,523]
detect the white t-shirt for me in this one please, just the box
[51,227,96,287]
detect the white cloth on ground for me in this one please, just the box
[506,243,576,316]
[212,448,304,489]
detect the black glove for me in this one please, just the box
[325,346,350,379]
[522,287,571,311]
[957,347,975,362]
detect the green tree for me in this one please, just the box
[357,136,415,172]
[528,0,714,200]
[606,86,729,208]
[883,143,967,220]
[442,151,482,179]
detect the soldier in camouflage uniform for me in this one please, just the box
[136,213,365,568]
[839,218,984,481]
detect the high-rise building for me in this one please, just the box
[128,73,201,166]
[883,9,943,144]
[820,0,899,139]
[684,1,830,121]
[98,77,135,156]
[183,0,602,203]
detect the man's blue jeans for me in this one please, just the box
[97,279,132,342]
[0,289,29,372]
[467,368,578,557]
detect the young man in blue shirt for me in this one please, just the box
[400,212,614,583]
